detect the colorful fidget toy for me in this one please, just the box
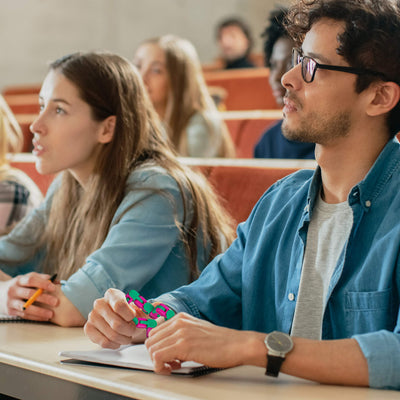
[125,289,175,336]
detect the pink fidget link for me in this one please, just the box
[125,290,175,337]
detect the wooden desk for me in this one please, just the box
[0,324,397,400]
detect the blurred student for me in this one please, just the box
[0,95,42,233]
[216,17,255,69]
[0,51,235,326]
[134,35,235,158]
[254,8,315,159]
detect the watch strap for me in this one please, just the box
[266,354,284,377]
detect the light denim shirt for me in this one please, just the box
[0,164,209,318]
[158,138,400,390]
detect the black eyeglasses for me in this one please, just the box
[292,48,385,83]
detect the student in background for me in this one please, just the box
[216,17,255,69]
[0,95,42,234]
[254,8,315,159]
[86,0,400,389]
[133,35,235,158]
[0,52,235,326]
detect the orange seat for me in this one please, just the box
[204,68,278,111]
[222,110,282,158]
[2,85,41,96]
[181,158,316,225]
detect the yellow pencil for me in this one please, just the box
[22,273,57,310]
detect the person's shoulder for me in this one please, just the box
[126,163,180,192]
[0,168,43,205]
[254,120,283,157]
[188,110,221,131]
[264,120,284,136]
[0,179,29,202]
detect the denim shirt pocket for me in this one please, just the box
[345,288,394,335]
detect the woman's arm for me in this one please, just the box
[49,284,86,327]
[61,169,195,322]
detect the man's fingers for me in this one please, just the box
[84,321,122,349]
[104,288,136,321]
[89,299,135,344]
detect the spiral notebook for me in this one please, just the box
[0,314,38,323]
[59,344,221,376]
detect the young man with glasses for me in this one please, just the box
[85,0,400,389]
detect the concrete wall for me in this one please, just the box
[0,0,290,90]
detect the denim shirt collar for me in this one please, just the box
[352,138,400,211]
[305,138,400,215]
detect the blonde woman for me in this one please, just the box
[0,52,235,326]
[134,35,235,157]
[0,95,42,233]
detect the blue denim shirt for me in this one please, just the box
[158,138,400,390]
[0,165,209,318]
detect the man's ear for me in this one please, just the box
[98,115,116,144]
[366,81,400,117]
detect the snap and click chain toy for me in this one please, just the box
[125,290,175,337]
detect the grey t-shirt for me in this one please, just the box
[291,193,353,339]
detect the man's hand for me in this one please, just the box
[84,288,147,349]
[145,312,266,374]
[0,272,58,321]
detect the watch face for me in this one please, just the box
[267,332,293,352]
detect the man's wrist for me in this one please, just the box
[241,332,268,367]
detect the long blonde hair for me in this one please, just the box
[144,35,235,157]
[40,52,235,281]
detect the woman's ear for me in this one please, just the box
[366,81,400,117]
[98,115,116,144]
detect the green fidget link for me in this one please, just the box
[126,289,176,336]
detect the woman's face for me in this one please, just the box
[133,43,170,117]
[30,70,113,186]
[269,37,294,107]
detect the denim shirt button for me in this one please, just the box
[365,200,371,208]
[288,293,295,301]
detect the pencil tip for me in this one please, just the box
[22,307,26,310]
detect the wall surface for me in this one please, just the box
[0,0,290,90]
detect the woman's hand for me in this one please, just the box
[84,288,147,349]
[49,285,86,327]
[0,272,58,321]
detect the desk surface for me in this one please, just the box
[0,323,397,400]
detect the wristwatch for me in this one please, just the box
[264,331,293,377]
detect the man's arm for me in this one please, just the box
[145,312,369,386]
[85,289,370,386]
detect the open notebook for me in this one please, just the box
[59,344,221,376]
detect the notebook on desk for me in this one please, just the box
[59,344,221,376]
[0,314,39,323]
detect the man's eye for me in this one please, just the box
[56,107,65,114]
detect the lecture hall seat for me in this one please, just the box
[204,68,278,111]
[222,110,282,158]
